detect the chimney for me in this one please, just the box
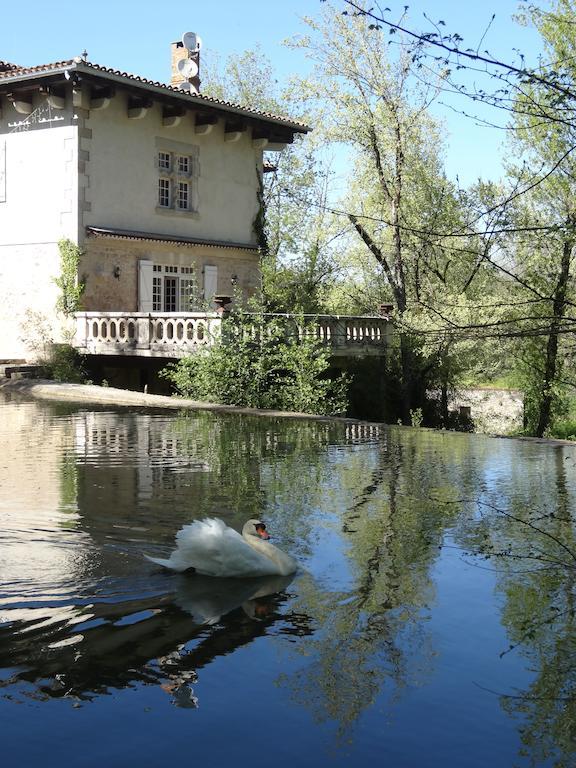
[170,33,201,94]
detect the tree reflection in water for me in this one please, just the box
[456,446,576,767]
[275,432,468,739]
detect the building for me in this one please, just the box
[0,38,308,361]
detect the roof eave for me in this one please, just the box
[0,61,310,134]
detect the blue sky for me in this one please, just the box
[1,0,545,185]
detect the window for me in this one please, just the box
[152,276,162,311]
[155,144,199,214]
[158,178,171,208]
[158,151,171,171]
[151,265,200,312]
[176,181,189,211]
[164,277,177,312]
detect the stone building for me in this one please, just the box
[0,39,308,360]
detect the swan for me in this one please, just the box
[145,518,297,578]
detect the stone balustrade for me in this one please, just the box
[74,311,391,358]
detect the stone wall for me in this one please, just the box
[80,236,260,311]
[451,388,524,435]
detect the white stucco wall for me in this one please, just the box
[0,106,78,359]
[83,94,262,244]
[0,86,267,359]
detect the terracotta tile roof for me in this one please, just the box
[86,225,259,252]
[0,58,309,131]
[0,61,21,72]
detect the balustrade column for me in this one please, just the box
[75,312,88,348]
[136,316,152,350]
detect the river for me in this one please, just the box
[1,391,575,767]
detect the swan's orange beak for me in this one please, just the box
[255,525,270,540]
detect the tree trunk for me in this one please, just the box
[535,234,573,437]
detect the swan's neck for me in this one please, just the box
[243,533,295,576]
[244,534,276,559]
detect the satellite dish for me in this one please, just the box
[182,31,200,51]
[178,81,193,92]
[177,58,199,78]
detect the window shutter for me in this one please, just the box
[138,260,154,312]
[203,265,218,306]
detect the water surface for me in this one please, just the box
[1,392,575,767]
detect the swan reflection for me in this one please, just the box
[0,573,300,705]
[174,573,295,624]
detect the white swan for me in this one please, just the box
[145,518,297,578]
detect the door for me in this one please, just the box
[164,277,177,312]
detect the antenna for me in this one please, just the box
[177,31,202,93]
[182,31,201,51]
[177,58,199,78]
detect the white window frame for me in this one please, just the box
[158,177,171,208]
[176,180,190,211]
[150,264,200,312]
[155,141,199,214]
[158,151,171,171]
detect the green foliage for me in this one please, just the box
[204,47,341,315]
[161,306,349,416]
[40,343,89,384]
[548,420,576,441]
[409,408,423,427]
[54,239,85,316]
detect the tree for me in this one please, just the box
[321,1,576,435]
[503,2,576,436]
[291,4,487,423]
[203,48,343,313]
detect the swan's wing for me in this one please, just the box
[172,518,276,577]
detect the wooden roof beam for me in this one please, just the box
[194,112,218,135]
[90,86,115,110]
[128,97,153,119]
[162,104,186,127]
[6,91,32,114]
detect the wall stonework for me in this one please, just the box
[0,242,63,359]
[80,237,260,311]
[452,388,524,435]
[0,103,79,359]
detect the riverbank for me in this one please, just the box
[0,377,362,424]
[2,377,574,445]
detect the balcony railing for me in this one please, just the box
[73,312,391,359]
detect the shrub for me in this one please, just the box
[40,344,88,383]
[54,239,85,316]
[161,308,348,416]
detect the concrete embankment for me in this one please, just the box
[0,378,357,424]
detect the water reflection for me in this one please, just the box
[0,573,301,705]
[457,446,576,766]
[2,393,576,766]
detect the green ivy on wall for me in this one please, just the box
[54,238,85,316]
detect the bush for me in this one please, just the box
[40,344,88,383]
[548,420,576,441]
[161,309,349,416]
